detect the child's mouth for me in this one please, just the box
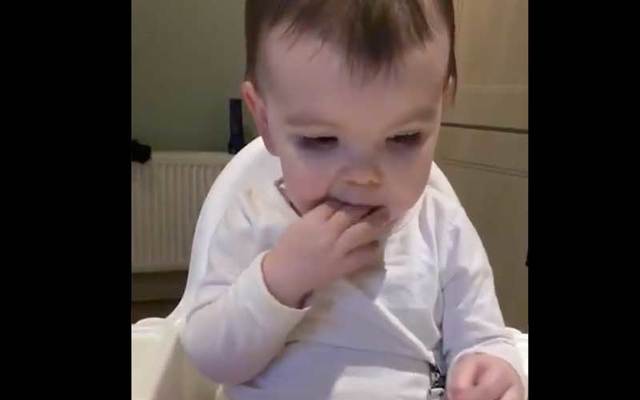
[329,198,382,217]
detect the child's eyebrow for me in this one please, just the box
[284,112,340,129]
[388,106,438,129]
[283,105,437,130]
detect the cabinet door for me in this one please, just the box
[444,0,528,130]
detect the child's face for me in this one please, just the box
[244,22,450,220]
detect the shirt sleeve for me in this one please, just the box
[180,194,310,385]
[439,207,527,395]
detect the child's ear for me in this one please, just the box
[442,75,456,109]
[241,81,277,155]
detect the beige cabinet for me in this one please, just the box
[436,0,528,330]
[445,0,528,130]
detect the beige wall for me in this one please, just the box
[132,0,247,151]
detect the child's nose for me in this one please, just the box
[343,164,382,187]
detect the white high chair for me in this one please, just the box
[131,137,528,400]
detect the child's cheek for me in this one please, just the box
[389,183,427,218]
[283,171,331,213]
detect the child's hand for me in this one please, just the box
[447,353,524,400]
[262,200,392,308]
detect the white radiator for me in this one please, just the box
[131,151,233,273]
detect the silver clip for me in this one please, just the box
[428,387,446,400]
[428,363,446,400]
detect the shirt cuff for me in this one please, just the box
[233,250,311,332]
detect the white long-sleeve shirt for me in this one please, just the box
[181,179,526,399]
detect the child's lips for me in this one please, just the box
[330,197,374,208]
[329,198,383,215]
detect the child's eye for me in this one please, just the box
[387,132,423,146]
[298,136,338,150]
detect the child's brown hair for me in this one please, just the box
[244,0,457,95]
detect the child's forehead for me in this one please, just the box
[259,25,449,102]
[258,31,445,138]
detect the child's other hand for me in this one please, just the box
[262,200,392,308]
[447,353,524,400]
